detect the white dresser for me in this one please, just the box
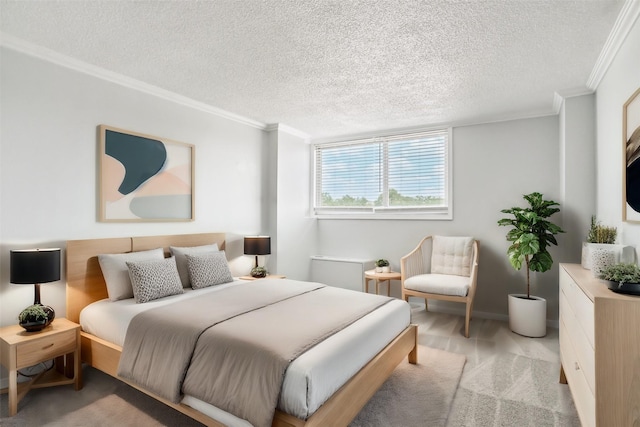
[559,263,640,427]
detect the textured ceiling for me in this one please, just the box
[0,0,625,139]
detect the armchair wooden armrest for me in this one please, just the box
[400,236,432,281]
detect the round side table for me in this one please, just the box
[364,269,402,296]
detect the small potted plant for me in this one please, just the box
[598,263,640,295]
[498,192,564,337]
[581,216,618,270]
[375,259,390,273]
[18,304,49,332]
[250,266,268,278]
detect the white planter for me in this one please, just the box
[382,266,390,273]
[508,294,547,337]
[581,242,635,270]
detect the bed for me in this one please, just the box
[66,233,418,427]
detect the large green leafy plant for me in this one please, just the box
[498,192,565,299]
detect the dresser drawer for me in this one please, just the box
[560,269,595,347]
[16,329,77,369]
[559,291,595,393]
[560,317,595,427]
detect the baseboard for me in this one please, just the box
[408,300,559,330]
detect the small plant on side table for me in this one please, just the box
[18,304,49,331]
[250,266,268,278]
[375,259,390,273]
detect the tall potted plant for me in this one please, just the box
[498,192,564,337]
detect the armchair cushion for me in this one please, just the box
[403,273,470,297]
[431,236,474,277]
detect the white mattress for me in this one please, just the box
[80,279,410,426]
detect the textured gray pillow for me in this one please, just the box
[126,256,184,303]
[98,248,165,301]
[169,244,219,287]
[186,251,233,289]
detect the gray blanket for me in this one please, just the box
[118,279,392,427]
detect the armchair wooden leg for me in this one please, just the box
[464,303,472,338]
[424,299,429,312]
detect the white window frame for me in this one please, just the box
[311,128,453,220]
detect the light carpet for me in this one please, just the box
[0,345,465,427]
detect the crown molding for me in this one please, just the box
[264,123,310,141]
[552,88,595,113]
[0,33,267,130]
[587,0,640,90]
[312,109,559,144]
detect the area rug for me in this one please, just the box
[1,346,465,427]
[350,345,466,427]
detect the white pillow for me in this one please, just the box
[186,251,233,289]
[169,243,219,287]
[98,248,164,301]
[126,257,184,304]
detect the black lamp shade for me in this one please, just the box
[10,248,61,284]
[244,236,271,255]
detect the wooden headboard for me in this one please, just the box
[66,233,226,323]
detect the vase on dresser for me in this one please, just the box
[581,243,635,271]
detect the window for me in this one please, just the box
[313,128,452,219]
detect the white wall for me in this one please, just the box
[0,47,268,326]
[271,127,316,280]
[559,93,597,265]
[314,115,564,320]
[596,16,640,247]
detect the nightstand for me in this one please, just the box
[0,317,81,416]
[239,274,287,281]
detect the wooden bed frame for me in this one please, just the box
[66,233,418,427]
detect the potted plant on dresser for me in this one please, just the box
[580,216,635,275]
[581,215,617,270]
[498,192,564,337]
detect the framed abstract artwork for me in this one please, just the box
[623,88,640,222]
[99,125,195,222]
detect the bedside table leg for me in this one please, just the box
[8,363,17,416]
[75,348,82,390]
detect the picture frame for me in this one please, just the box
[623,88,640,223]
[99,125,195,222]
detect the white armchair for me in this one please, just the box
[401,235,479,338]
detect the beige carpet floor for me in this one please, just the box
[0,345,465,427]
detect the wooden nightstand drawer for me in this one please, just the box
[16,329,77,369]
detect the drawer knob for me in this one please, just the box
[574,362,580,371]
[42,343,54,350]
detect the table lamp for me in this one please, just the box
[10,248,60,331]
[244,236,271,277]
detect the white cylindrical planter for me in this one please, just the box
[508,294,547,337]
[581,242,636,270]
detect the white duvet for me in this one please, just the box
[80,279,410,426]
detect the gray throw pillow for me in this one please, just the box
[126,256,184,303]
[169,244,219,287]
[186,251,233,289]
